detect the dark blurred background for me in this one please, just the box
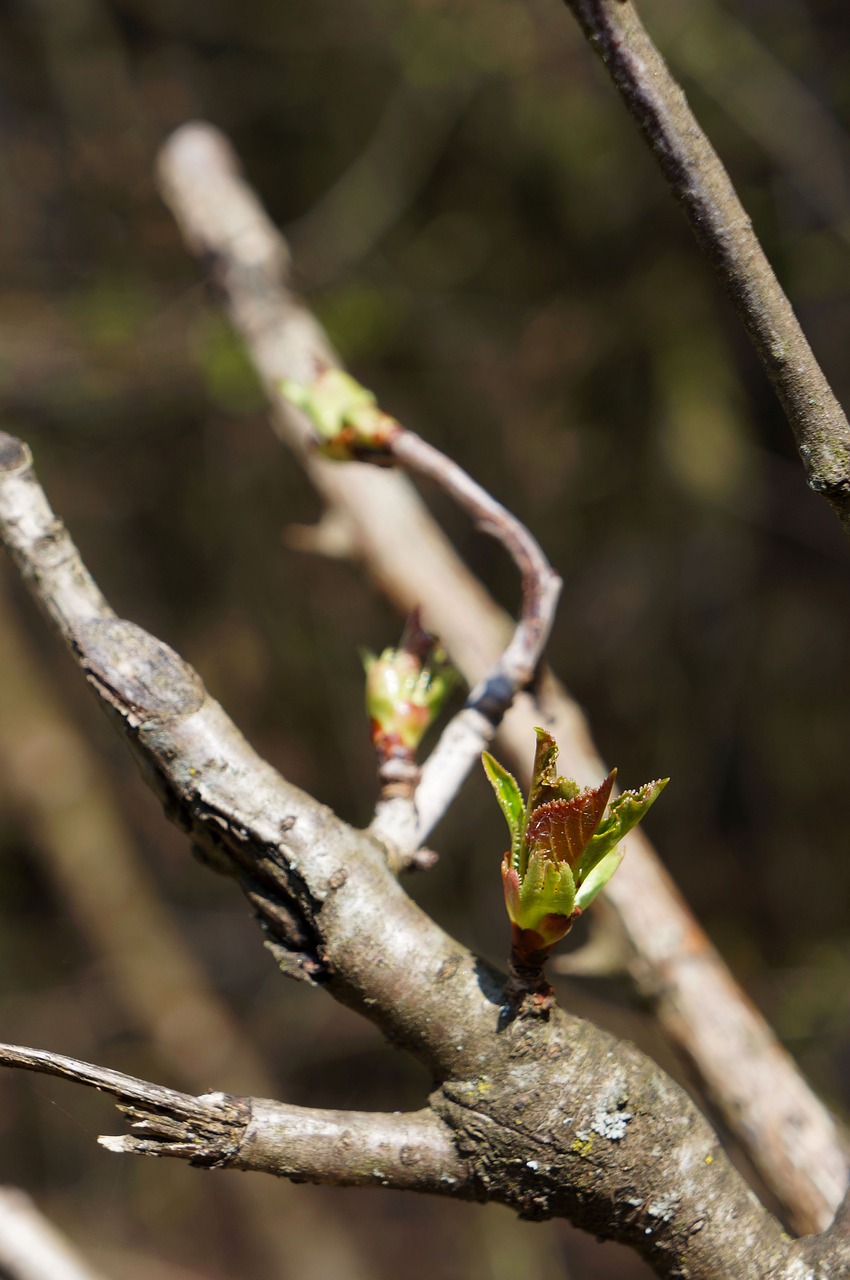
[1,0,850,1277]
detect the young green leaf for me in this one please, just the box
[574,848,625,912]
[575,777,668,884]
[482,753,526,865]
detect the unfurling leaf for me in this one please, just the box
[575,778,668,884]
[484,731,668,966]
[482,753,526,865]
[574,848,625,912]
[281,369,398,461]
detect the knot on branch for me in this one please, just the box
[0,432,31,474]
[72,619,205,723]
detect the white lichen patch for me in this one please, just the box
[591,1108,632,1141]
[647,1195,678,1223]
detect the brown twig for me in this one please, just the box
[155,121,849,1231]
[370,428,561,856]
[563,0,850,534]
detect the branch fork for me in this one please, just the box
[0,430,846,1278]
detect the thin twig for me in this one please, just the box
[371,428,561,855]
[155,121,849,1233]
[563,0,850,533]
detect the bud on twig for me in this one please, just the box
[483,729,667,975]
[281,369,399,461]
[364,613,454,797]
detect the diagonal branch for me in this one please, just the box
[0,427,499,1074]
[563,0,850,532]
[156,122,848,1232]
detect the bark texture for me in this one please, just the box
[1,431,849,1279]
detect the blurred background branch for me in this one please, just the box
[0,1186,110,1280]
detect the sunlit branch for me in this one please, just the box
[0,1044,469,1195]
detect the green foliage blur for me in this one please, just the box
[1,1,850,1277]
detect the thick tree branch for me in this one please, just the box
[0,431,847,1277]
[155,122,848,1232]
[0,433,501,1071]
[0,567,371,1280]
[563,0,850,534]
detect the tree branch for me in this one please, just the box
[0,424,847,1276]
[370,426,561,855]
[0,1044,468,1196]
[0,429,488,1067]
[155,121,848,1232]
[563,0,850,533]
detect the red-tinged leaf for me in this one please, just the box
[575,777,668,884]
[527,727,580,813]
[524,772,615,868]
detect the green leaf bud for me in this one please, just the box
[281,369,398,460]
[484,730,667,965]
[364,619,454,764]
